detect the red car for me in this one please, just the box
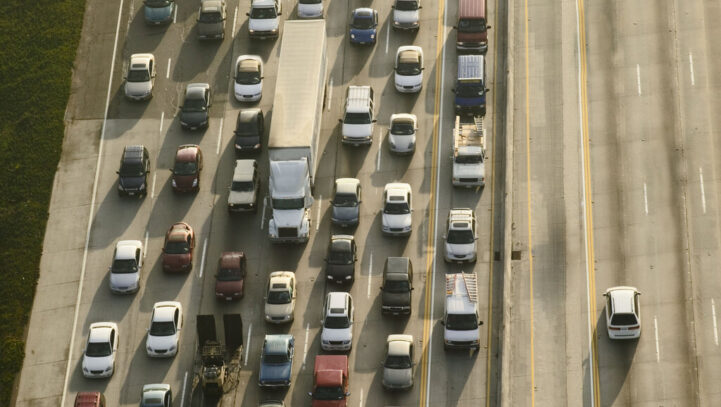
[215,252,247,301]
[171,144,203,193]
[162,222,195,272]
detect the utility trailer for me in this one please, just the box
[192,314,243,402]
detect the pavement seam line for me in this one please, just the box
[419,0,447,403]
[60,0,125,405]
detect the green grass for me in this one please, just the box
[0,0,87,404]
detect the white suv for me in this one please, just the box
[321,292,354,351]
[382,183,412,236]
[146,301,183,357]
[604,286,641,340]
[443,208,477,263]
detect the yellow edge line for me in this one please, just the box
[523,0,536,404]
[485,0,501,403]
[418,0,446,404]
[576,0,601,404]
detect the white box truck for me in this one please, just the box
[268,20,327,243]
[442,273,482,350]
[452,115,486,188]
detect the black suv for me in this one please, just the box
[234,108,264,152]
[117,145,150,197]
[380,257,413,315]
[325,235,357,284]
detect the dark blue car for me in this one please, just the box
[258,334,294,387]
[349,8,378,45]
[144,0,175,25]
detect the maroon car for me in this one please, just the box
[162,222,195,272]
[215,252,247,301]
[171,144,203,193]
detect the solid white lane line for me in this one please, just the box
[151,173,157,199]
[699,167,706,214]
[180,371,188,407]
[260,196,268,230]
[643,182,648,215]
[636,64,642,95]
[713,299,719,346]
[360,388,364,407]
[144,231,149,258]
[159,111,165,133]
[61,0,125,405]
[232,7,238,38]
[689,51,695,86]
[327,78,333,111]
[385,23,390,54]
[302,323,310,369]
[376,143,381,171]
[198,238,208,278]
[316,195,322,231]
[166,58,171,79]
[173,4,177,23]
[654,316,660,362]
[367,253,373,298]
[244,324,252,366]
[216,117,224,155]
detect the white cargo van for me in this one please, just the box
[442,273,482,350]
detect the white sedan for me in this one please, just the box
[394,46,423,93]
[234,55,263,102]
[382,183,413,236]
[146,301,183,357]
[388,113,417,154]
[82,322,118,378]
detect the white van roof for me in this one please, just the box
[346,86,372,113]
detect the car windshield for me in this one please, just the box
[457,84,484,98]
[458,18,486,33]
[236,70,261,85]
[314,386,345,400]
[199,11,222,23]
[333,193,358,207]
[447,229,474,244]
[351,14,375,29]
[267,290,291,304]
[112,259,138,273]
[127,69,150,82]
[235,121,258,136]
[145,0,171,7]
[324,315,350,329]
[231,181,254,191]
[610,313,638,326]
[183,97,207,112]
[391,121,414,135]
[328,247,353,264]
[395,0,418,11]
[396,61,421,76]
[384,279,409,293]
[250,7,277,18]
[119,163,145,177]
[455,153,483,164]
[272,197,304,210]
[150,320,176,336]
[385,354,411,369]
[217,268,242,281]
[164,241,189,254]
[264,353,289,363]
[446,314,478,330]
[299,0,321,4]
[344,112,371,125]
[141,395,165,407]
[86,341,111,357]
[173,161,197,176]
[384,202,410,214]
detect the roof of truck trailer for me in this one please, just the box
[269,21,327,149]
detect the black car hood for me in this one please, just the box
[181,111,208,125]
[332,206,359,221]
[120,175,146,189]
[235,134,260,146]
[382,290,411,306]
[326,263,354,278]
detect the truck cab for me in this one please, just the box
[309,355,350,406]
[340,86,376,146]
[268,160,313,243]
[443,273,482,350]
[454,0,490,53]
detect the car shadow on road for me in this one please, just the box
[117,338,175,404]
[107,86,152,124]
[90,187,145,249]
[127,6,167,53]
[172,27,222,84]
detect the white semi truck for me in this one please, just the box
[452,115,486,188]
[443,273,482,350]
[268,20,326,243]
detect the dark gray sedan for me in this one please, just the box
[331,178,361,227]
[180,83,211,130]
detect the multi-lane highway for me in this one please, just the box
[14,0,504,405]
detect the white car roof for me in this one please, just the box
[152,301,181,322]
[607,286,638,314]
[384,183,411,198]
[130,54,153,67]
[327,292,350,313]
[115,240,141,260]
[387,334,413,356]
[269,271,294,290]
[89,322,117,342]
